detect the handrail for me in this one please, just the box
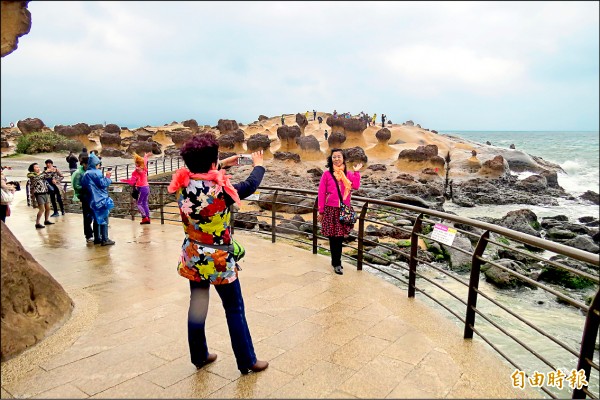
[68,179,599,398]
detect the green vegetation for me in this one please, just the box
[422,224,433,235]
[16,132,83,154]
[497,236,511,245]
[396,239,411,247]
[529,220,541,230]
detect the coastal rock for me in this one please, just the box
[375,128,391,142]
[163,145,181,157]
[276,125,301,152]
[562,235,599,254]
[99,131,121,147]
[481,259,535,289]
[368,164,387,171]
[170,130,193,148]
[404,120,414,126]
[127,140,161,155]
[385,193,434,209]
[297,135,320,151]
[442,235,473,272]
[327,131,346,148]
[295,113,308,134]
[344,146,368,164]
[258,115,268,121]
[1,221,74,361]
[273,151,301,163]
[182,119,199,133]
[233,213,259,230]
[217,119,239,135]
[497,209,541,238]
[257,193,313,214]
[479,155,510,177]
[580,190,599,205]
[539,255,598,288]
[218,129,245,152]
[515,174,548,192]
[53,125,79,137]
[100,148,126,157]
[246,133,271,152]
[398,144,445,163]
[104,124,121,134]
[17,118,46,134]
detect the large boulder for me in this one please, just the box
[273,151,301,163]
[1,0,32,57]
[375,128,391,143]
[479,155,510,177]
[171,130,193,148]
[1,221,74,361]
[54,123,92,138]
[134,128,153,142]
[297,135,320,151]
[217,119,239,135]
[580,190,599,205]
[99,148,126,157]
[104,124,121,134]
[247,133,271,151]
[482,259,535,289]
[182,119,199,133]
[344,146,368,164]
[17,117,46,134]
[498,209,541,238]
[397,144,446,172]
[327,131,346,148]
[217,129,245,153]
[257,193,314,214]
[99,131,122,147]
[515,174,548,192]
[127,140,161,155]
[277,125,301,152]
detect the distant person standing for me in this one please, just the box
[317,116,323,127]
[66,151,79,174]
[305,111,309,121]
[81,153,115,246]
[324,129,328,141]
[121,152,152,224]
[281,114,285,125]
[372,113,377,126]
[313,110,317,121]
[381,114,386,128]
[333,110,338,119]
[79,147,88,162]
[71,155,98,243]
[44,159,65,217]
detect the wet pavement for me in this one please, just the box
[1,190,538,398]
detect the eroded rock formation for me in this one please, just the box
[17,117,47,134]
[1,0,31,57]
[276,125,301,152]
[1,221,74,361]
[217,119,239,135]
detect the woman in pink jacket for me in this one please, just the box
[121,152,152,224]
[317,149,362,275]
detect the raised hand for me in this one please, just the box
[353,163,363,171]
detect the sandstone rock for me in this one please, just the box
[53,125,79,137]
[100,148,126,157]
[344,146,368,164]
[90,124,103,131]
[170,130,193,148]
[233,212,259,230]
[295,113,308,134]
[277,125,301,152]
[296,135,320,151]
[17,117,46,134]
[540,170,560,188]
[127,140,161,155]
[247,133,271,151]
[385,193,433,209]
[516,174,548,192]
[217,119,239,135]
[327,131,346,148]
[368,164,387,171]
[479,155,509,177]
[163,145,181,157]
[273,151,300,163]
[258,115,268,121]
[134,128,153,142]
[482,259,534,289]
[99,132,121,146]
[257,193,313,213]
[104,124,121,134]
[375,128,391,142]
[218,129,245,152]
[1,0,31,57]
[182,119,199,132]
[404,120,414,126]
[1,221,74,361]
[498,209,541,238]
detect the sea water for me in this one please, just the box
[440,131,599,221]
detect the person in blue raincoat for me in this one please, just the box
[81,153,115,246]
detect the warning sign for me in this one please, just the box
[431,223,457,246]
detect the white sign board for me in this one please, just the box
[112,186,123,193]
[245,191,260,201]
[431,223,457,246]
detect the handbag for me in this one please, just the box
[131,186,139,200]
[1,187,14,204]
[333,176,357,225]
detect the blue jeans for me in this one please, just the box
[188,279,256,372]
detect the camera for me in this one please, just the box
[106,167,113,171]
[237,154,253,166]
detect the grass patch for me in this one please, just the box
[16,132,83,154]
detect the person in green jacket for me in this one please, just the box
[71,155,98,243]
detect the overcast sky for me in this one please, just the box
[1,1,598,131]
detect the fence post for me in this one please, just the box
[177,157,180,169]
[573,290,600,399]
[159,185,164,224]
[154,160,158,175]
[126,165,129,178]
[312,197,318,254]
[271,190,278,243]
[114,166,118,181]
[408,213,423,298]
[357,201,369,271]
[170,157,173,172]
[464,230,490,339]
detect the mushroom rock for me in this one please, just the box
[344,146,368,166]
[1,221,74,361]
[170,129,193,148]
[218,129,245,153]
[17,117,47,134]
[295,113,308,135]
[343,118,368,148]
[99,148,126,157]
[273,151,301,163]
[1,0,32,58]
[104,124,121,134]
[327,131,346,149]
[404,120,415,126]
[467,149,481,171]
[134,128,153,142]
[419,167,444,183]
[217,119,239,135]
[163,145,180,157]
[276,125,301,152]
[90,124,103,131]
[247,133,273,158]
[182,119,199,133]
[53,125,79,137]
[479,155,510,178]
[366,127,397,159]
[326,116,346,134]
[296,135,322,161]
[258,115,268,121]
[396,144,446,173]
[53,123,97,151]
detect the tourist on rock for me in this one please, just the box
[333,109,338,119]
[317,149,362,275]
[44,159,65,217]
[120,152,152,224]
[318,115,323,127]
[168,133,269,375]
[313,109,317,121]
[324,129,328,141]
[381,113,386,128]
[66,151,79,175]
[71,155,98,244]
[26,163,55,229]
[281,114,285,125]
[81,153,115,246]
[372,113,377,126]
[305,110,309,121]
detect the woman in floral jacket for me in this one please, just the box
[168,133,268,375]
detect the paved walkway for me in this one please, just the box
[1,191,537,399]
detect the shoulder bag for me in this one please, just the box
[334,176,357,225]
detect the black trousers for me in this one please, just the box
[328,237,344,267]
[49,184,64,214]
[81,197,98,240]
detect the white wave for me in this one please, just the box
[560,159,586,174]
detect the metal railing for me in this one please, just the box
[74,180,599,399]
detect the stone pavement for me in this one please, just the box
[1,191,538,399]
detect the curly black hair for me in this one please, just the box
[180,133,219,173]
